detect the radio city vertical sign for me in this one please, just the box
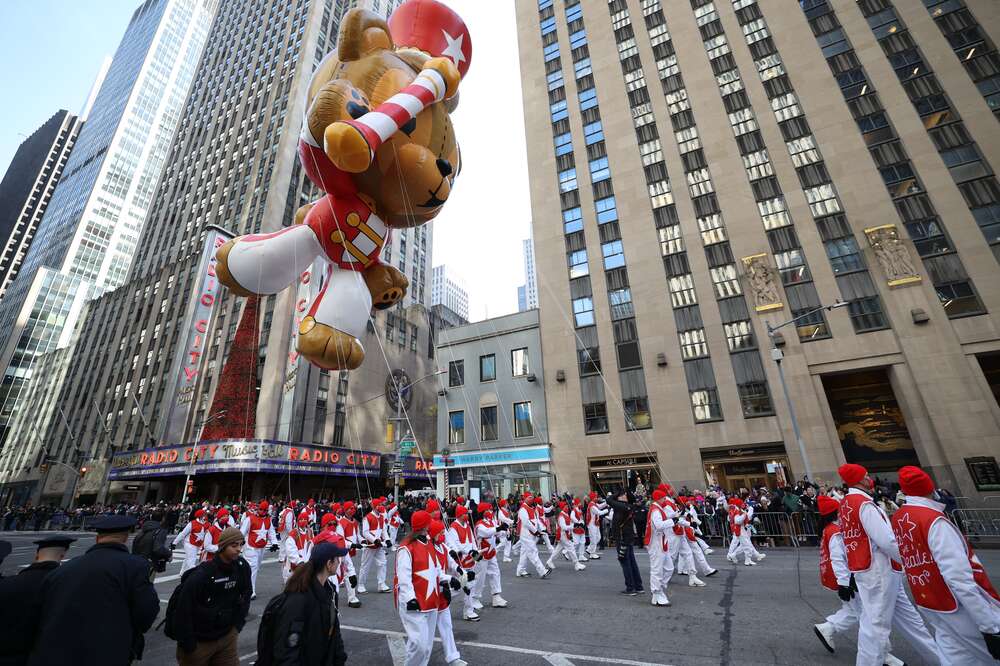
[158,225,235,444]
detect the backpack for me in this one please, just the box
[253,593,289,666]
[162,566,199,640]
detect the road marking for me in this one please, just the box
[387,634,407,665]
[238,651,256,662]
[154,558,279,583]
[545,655,576,666]
[338,625,673,665]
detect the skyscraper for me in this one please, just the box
[517,0,1000,499]
[0,111,83,301]
[431,264,470,321]
[0,0,217,451]
[520,236,539,310]
[0,0,441,505]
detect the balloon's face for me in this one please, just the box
[304,18,461,229]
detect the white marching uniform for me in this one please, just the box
[282,529,312,583]
[516,503,548,577]
[336,516,362,605]
[359,510,390,593]
[395,538,440,666]
[546,510,583,570]
[497,506,514,561]
[586,500,608,558]
[646,501,674,604]
[431,539,463,664]
[664,502,701,584]
[445,519,479,619]
[172,518,207,574]
[893,495,1000,665]
[472,517,504,605]
[571,505,587,561]
[841,488,940,666]
[240,513,278,595]
[276,506,296,562]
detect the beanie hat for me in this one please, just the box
[588,491,597,500]
[523,492,533,500]
[534,496,544,505]
[258,500,269,511]
[838,463,867,487]
[216,508,230,519]
[652,489,666,501]
[321,513,338,528]
[425,499,440,513]
[572,498,581,506]
[194,509,206,519]
[477,502,491,514]
[216,527,244,551]
[558,501,567,510]
[429,520,446,538]
[456,496,466,505]
[331,502,341,512]
[343,501,355,511]
[817,495,840,516]
[898,466,934,497]
[455,505,468,518]
[498,499,507,507]
[411,510,431,531]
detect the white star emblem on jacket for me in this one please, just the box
[415,563,439,601]
[898,513,917,545]
[254,525,269,545]
[441,30,466,66]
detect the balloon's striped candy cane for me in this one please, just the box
[324,59,458,173]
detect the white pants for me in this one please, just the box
[737,532,758,564]
[498,530,511,559]
[547,537,580,566]
[277,534,287,562]
[540,531,555,554]
[436,605,461,663]
[727,533,741,559]
[574,533,586,561]
[855,567,940,666]
[826,596,863,633]
[648,540,673,593]
[923,604,996,666]
[516,535,547,576]
[587,525,601,556]
[179,543,200,575]
[667,532,695,574]
[359,546,387,590]
[399,604,437,666]
[244,546,264,594]
[471,557,502,600]
[687,538,714,574]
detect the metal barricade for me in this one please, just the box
[955,509,1000,542]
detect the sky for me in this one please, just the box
[0,0,532,322]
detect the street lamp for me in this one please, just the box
[765,300,849,482]
[390,368,447,504]
[180,410,228,503]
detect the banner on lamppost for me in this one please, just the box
[158,225,234,444]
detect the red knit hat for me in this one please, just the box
[455,505,468,518]
[652,489,666,501]
[331,502,341,512]
[572,498,581,506]
[588,491,597,500]
[194,509,205,519]
[838,463,867,487]
[411,510,431,531]
[898,466,934,497]
[455,496,466,505]
[343,501,355,512]
[429,519,446,538]
[534,496,544,505]
[558,501,567,510]
[297,516,310,527]
[321,513,338,528]
[817,495,840,516]
[498,499,507,507]
[477,502,491,513]
[425,499,440,513]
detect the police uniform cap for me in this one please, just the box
[34,536,76,550]
[91,515,137,533]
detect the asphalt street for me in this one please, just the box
[3,530,997,665]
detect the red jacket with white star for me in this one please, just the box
[394,538,442,612]
[244,514,276,549]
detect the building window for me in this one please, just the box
[584,402,609,434]
[448,360,464,387]
[511,348,530,377]
[710,265,742,298]
[669,274,698,307]
[691,388,722,422]
[680,328,709,359]
[602,241,625,269]
[573,296,595,327]
[568,249,589,278]
[480,354,496,382]
[595,196,618,223]
[563,207,583,233]
[724,320,756,351]
[449,410,465,445]
[738,381,773,417]
[624,397,651,431]
[514,401,534,437]
[480,405,498,441]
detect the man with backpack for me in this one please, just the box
[132,509,172,576]
[167,527,252,666]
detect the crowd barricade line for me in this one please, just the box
[954,508,1000,543]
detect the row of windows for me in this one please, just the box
[447,348,531,387]
[448,402,534,445]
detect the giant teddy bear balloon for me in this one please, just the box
[215,0,471,370]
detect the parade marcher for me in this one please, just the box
[170,527,252,666]
[497,499,514,562]
[283,515,314,584]
[515,493,550,579]
[240,500,279,599]
[333,505,363,608]
[680,509,717,582]
[645,489,673,606]
[445,504,480,621]
[727,498,759,567]
[683,499,714,555]
[429,520,468,666]
[27,516,159,666]
[586,491,608,559]
[472,502,507,610]
[277,500,298,563]
[358,498,392,594]
[388,501,403,544]
[538,501,556,556]
[838,463,941,666]
[394,511,444,666]
[264,537,349,666]
[571,498,587,562]
[546,501,586,572]
[662,490,705,586]
[201,508,230,562]
[174,508,209,574]
[0,536,74,665]
[892,466,1000,665]
[305,498,318,527]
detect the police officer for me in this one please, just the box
[0,536,74,666]
[27,515,159,666]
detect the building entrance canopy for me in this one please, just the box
[109,439,382,480]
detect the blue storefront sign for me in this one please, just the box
[432,445,551,469]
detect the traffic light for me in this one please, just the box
[80,466,88,477]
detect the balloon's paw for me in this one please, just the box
[297,317,365,370]
[215,239,259,297]
[425,57,461,99]
[324,122,372,173]
[364,264,409,310]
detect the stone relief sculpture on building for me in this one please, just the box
[741,253,783,313]
[864,224,921,287]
